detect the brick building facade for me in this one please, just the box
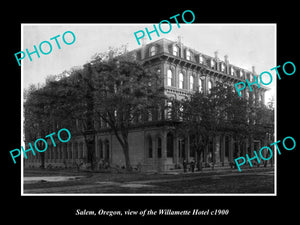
[25,38,270,171]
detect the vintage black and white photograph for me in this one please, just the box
[21,24,276,195]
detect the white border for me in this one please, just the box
[21,23,277,196]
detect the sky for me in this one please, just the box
[22,23,276,102]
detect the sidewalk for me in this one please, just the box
[161,164,275,175]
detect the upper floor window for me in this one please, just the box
[147,136,153,158]
[221,62,225,72]
[173,45,179,56]
[186,49,191,60]
[199,55,204,64]
[231,66,235,76]
[179,73,184,89]
[150,46,156,56]
[210,59,215,68]
[189,75,194,90]
[198,78,203,92]
[208,80,212,93]
[167,69,174,86]
[240,69,244,78]
[246,91,249,100]
[167,101,173,119]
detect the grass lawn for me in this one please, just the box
[23,168,274,194]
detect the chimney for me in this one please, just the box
[177,35,183,57]
[224,54,229,64]
[252,66,256,74]
[141,39,146,60]
[214,51,219,59]
[141,38,146,47]
[177,35,183,44]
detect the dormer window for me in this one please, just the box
[199,55,204,64]
[221,62,225,72]
[173,45,179,57]
[240,69,244,78]
[210,59,215,68]
[150,46,156,56]
[249,73,253,82]
[186,49,191,60]
[231,66,235,76]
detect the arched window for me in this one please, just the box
[189,75,194,90]
[68,143,72,160]
[147,136,153,158]
[79,142,84,159]
[173,45,179,56]
[167,69,173,86]
[98,140,103,159]
[246,91,249,100]
[208,80,212,93]
[157,137,162,158]
[178,138,185,159]
[166,101,172,119]
[199,78,203,92]
[150,46,156,56]
[167,132,174,157]
[179,72,184,89]
[104,140,109,161]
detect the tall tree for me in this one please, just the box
[24,84,55,168]
[24,48,165,171]
[179,82,250,169]
[91,53,165,171]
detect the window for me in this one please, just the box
[198,78,203,92]
[173,45,179,56]
[157,137,162,158]
[178,104,184,121]
[148,136,153,158]
[167,132,174,157]
[199,55,204,63]
[148,109,152,121]
[231,66,235,76]
[221,63,225,72]
[150,46,156,56]
[208,80,212,93]
[211,59,215,68]
[167,101,172,119]
[104,140,110,161]
[240,69,244,78]
[189,75,194,90]
[167,69,173,86]
[179,73,184,89]
[186,49,191,60]
[98,140,103,159]
[246,91,249,100]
